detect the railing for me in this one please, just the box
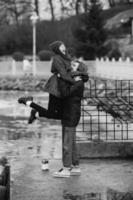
[0,158,10,200]
[77,79,133,141]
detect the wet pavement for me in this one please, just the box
[11,154,133,200]
[0,91,133,200]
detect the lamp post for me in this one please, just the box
[130,17,133,38]
[30,11,38,76]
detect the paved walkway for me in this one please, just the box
[10,126,133,200]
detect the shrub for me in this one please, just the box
[104,39,119,51]
[73,0,108,60]
[12,51,24,61]
[108,48,121,61]
[38,50,53,61]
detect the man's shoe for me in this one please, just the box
[18,96,33,105]
[28,109,37,124]
[70,166,81,176]
[53,168,70,178]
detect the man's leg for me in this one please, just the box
[70,127,81,176]
[62,126,73,168]
[71,127,79,166]
[53,125,73,178]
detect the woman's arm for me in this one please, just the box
[51,57,75,84]
[71,71,89,83]
[59,78,84,98]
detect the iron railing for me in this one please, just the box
[77,79,133,141]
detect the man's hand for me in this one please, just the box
[75,76,82,81]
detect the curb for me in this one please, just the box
[77,140,133,159]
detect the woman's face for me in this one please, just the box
[59,44,66,55]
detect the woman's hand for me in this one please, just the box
[71,71,81,77]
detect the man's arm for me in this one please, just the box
[59,78,84,97]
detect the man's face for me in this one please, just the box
[71,61,79,71]
[59,44,66,55]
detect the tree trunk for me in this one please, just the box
[75,0,81,15]
[108,0,116,7]
[83,0,88,13]
[35,0,39,16]
[48,0,55,22]
[59,0,65,17]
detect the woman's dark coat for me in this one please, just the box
[44,41,89,127]
[44,42,74,97]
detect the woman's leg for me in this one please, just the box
[29,94,62,120]
[30,102,62,119]
[47,94,63,118]
[18,94,62,123]
[30,102,48,117]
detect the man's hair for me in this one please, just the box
[72,59,80,64]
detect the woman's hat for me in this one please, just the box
[49,41,64,54]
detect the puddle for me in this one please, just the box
[63,191,101,200]
[0,91,61,177]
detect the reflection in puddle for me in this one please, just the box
[63,191,101,200]
[0,91,61,160]
[37,145,41,154]
[63,189,133,200]
[107,188,133,200]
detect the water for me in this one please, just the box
[2,91,133,200]
[0,90,62,177]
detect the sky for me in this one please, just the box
[38,0,109,20]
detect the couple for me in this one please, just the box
[18,41,89,178]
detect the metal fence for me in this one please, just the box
[77,79,133,141]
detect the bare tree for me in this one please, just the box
[48,0,55,22]
[108,0,116,7]
[34,0,39,16]
[83,0,88,13]
[74,0,88,15]
[59,0,75,18]
[58,0,90,17]
[75,0,81,15]
[0,0,32,25]
[59,0,66,17]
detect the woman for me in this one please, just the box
[43,40,75,119]
[18,41,75,123]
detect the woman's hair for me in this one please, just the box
[49,41,64,54]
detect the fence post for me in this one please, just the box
[5,164,10,200]
[12,59,16,76]
[126,57,130,62]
